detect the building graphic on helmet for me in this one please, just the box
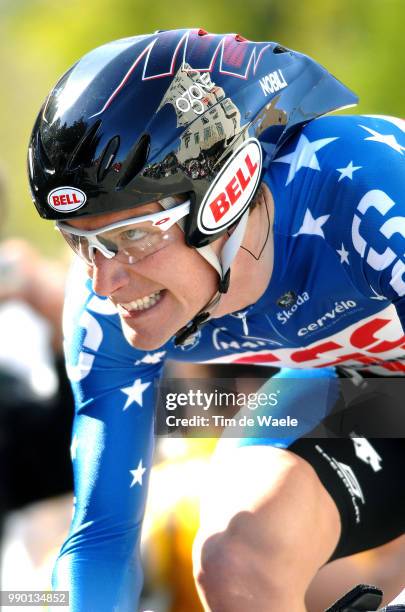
[147,63,244,186]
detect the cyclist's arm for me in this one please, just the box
[235,366,340,449]
[52,261,166,611]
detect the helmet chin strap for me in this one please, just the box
[174,209,250,346]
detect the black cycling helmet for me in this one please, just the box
[28,28,357,249]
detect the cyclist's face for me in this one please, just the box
[67,202,219,350]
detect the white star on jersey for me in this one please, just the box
[337,243,350,264]
[364,115,405,133]
[121,378,151,410]
[359,125,405,154]
[134,351,166,366]
[71,435,80,460]
[273,134,339,185]
[336,161,362,181]
[130,459,147,487]
[293,209,330,238]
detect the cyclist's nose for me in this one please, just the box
[90,250,130,296]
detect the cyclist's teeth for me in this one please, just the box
[124,291,161,311]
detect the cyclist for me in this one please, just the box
[28,29,405,611]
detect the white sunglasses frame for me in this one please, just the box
[55,200,191,262]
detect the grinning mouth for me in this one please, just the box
[119,290,163,312]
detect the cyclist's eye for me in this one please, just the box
[121,228,148,241]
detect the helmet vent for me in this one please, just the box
[97,136,120,183]
[68,120,101,170]
[37,132,55,175]
[117,134,150,190]
[273,45,288,54]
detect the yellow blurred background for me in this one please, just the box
[0,0,404,254]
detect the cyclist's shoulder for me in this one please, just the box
[299,113,404,140]
[265,113,404,213]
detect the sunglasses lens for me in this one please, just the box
[114,226,173,263]
[60,222,176,265]
[59,230,93,265]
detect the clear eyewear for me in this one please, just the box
[56,200,190,265]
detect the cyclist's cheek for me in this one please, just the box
[91,256,130,297]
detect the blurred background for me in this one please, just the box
[0,1,404,611]
[1,0,404,254]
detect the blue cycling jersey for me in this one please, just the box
[54,114,405,610]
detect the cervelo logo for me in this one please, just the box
[47,186,87,213]
[298,300,358,337]
[277,292,309,324]
[218,305,405,372]
[198,138,262,234]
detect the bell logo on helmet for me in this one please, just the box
[198,138,262,234]
[47,187,87,213]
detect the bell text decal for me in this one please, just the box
[197,138,262,234]
[47,187,87,213]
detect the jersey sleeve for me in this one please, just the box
[235,366,340,449]
[342,117,405,329]
[52,259,167,611]
[292,115,405,333]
